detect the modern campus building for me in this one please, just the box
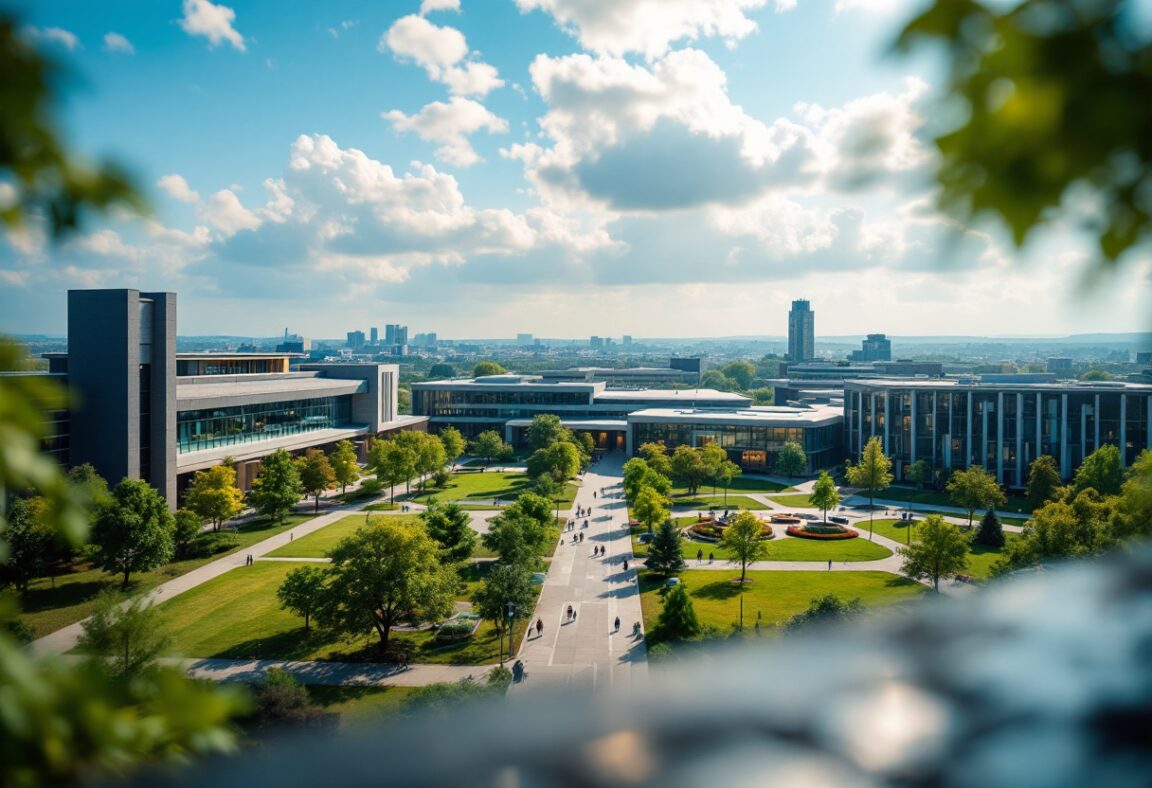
[849,333,893,362]
[39,289,425,507]
[535,359,702,389]
[788,299,815,362]
[844,378,1152,487]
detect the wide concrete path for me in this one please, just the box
[168,657,491,687]
[511,451,647,695]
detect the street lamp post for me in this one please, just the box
[506,601,516,667]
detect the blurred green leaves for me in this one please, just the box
[896,0,1152,268]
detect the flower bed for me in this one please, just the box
[685,520,774,542]
[770,514,802,525]
[786,524,859,540]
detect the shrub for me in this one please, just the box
[357,478,384,496]
[487,666,512,688]
[249,668,336,730]
[435,619,478,642]
[3,618,36,645]
[187,531,241,558]
[432,468,452,488]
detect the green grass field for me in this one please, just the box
[668,494,769,510]
[267,514,421,558]
[767,492,823,508]
[16,513,315,638]
[156,561,532,665]
[864,518,1016,580]
[632,519,892,563]
[864,486,1034,514]
[671,476,794,496]
[305,685,418,727]
[406,471,578,509]
[640,570,926,639]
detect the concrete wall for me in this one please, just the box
[145,291,177,506]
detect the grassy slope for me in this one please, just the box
[267,514,421,558]
[406,471,579,509]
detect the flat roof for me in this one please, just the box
[412,377,601,393]
[504,418,628,430]
[177,352,306,360]
[845,378,1152,393]
[627,404,842,427]
[176,376,365,409]
[595,388,750,402]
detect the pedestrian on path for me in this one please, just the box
[536,619,543,638]
[709,552,714,563]
[614,616,620,631]
[566,605,573,621]
[697,548,703,562]
[828,559,832,570]
[623,559,629,572]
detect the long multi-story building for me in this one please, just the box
[33,289,425,506]
[844,378,1152,487]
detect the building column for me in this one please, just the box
[932,391,938,471]
[1016,392,1024,487]
[1036,392,1042,461]
[966,391,973,468]
[870,393,877,441]
[883,394,890,455]
[1120,394,1127,466]
[1061,393,1070,478]
[1094,393,1101,452]
[910,392,918,465]
[996,392,1004,483]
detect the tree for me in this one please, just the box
[895,0,1152,270]
[471,430,506,469]
[1072,444,1124,497]
[439,427,466,468]
[91,478,175,590]
[298,448,336,513]
[421,500,476,563]
[399,431,446,492]
[700,442,727,496]
[247,450,303,524]
[645,520,686,577]
[525,414,572,451]
[0,497,52,593]
[721,360,756,390]
[899,514,970,592]
[783,595,865,633]
[277,565,328,631]
[1080,369,1114,381]
[670,445,707,496]
[845,436,894,538]
[997,494,1115,573]
[575,432,596,465]
[907,459,931,492]
[318,519,458,650]
[720,511,768,585]
[715,460,741,506]
[946,466,1005,528]
[638,442,672,477]
[472,361,506,377]
[1026,455,1062,509]
[77,591,171,679]
[623,458,671,502]
[184,463,245,531]
[1113,450,1152,540]
[428,363,456,379]
[472,562,535,660]
[249,668,333,729]
[67,463,112,510]
[506,492,554,530]
[700,370,733,390]
[526,441,580,482]
[369,439,417,504]
[632,485,670,535]
[976,508,1005,548]
[482,511,548,566]
[808,470,841,523]
[329,439,361,496]
[774,441,807,479]
[172,509,202,560]
[656,584,700,640]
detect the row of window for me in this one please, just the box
[176,395,353,453]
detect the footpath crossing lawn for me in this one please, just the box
[672,476,794,496]
[17,513,314,638]
[768,492,821,508]
[865,486,1034,514]
[640,570,926,639]
[668,494,769,511]
[267,514,420,558]
[156,561,531,665]
[866,519,1017,580]
[407,471,578,509]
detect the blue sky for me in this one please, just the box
[1,0,1148,339]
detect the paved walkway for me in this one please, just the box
[167,657,493,687]
[511,451,647,695]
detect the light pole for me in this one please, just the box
[506,601,516,666]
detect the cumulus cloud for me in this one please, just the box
[380,15,503,96]
[22,26,79,50]
[180,0,246,52]
[199,189,261,235]
[420,0,461,14]
[102,32,134,54]
[515,0,768,58]
[157,174,200,203]
[384,97,508,167]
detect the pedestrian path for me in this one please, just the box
[166,657,493,687]
[511,452,647,695]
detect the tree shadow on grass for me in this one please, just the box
[21,578,111,613]
[212,628,337,661]
[692,581,744,601]
[883,576,925,589]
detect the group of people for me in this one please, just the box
[570,532,586,544]
[695,549,715,563]
[565,605,578,623]
[592,544,605,557]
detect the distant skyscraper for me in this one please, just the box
[346,330,366,349]
[623,335,633,347]
[849,333,891,362]
[590,336,604,349]
[788,300,815,362]
[370,327,378,344]
[517,333,534,346]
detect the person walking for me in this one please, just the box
[828,559,832,571]
[697,548,703,562]
[535,619,543,638]
[614,616,620,632]
[623,559,629,572]
[566,605,573,621]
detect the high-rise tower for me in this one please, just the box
[787,299,815,362]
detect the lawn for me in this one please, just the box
[16,513,315,638]
[305,685,418,728]
[671,476,794,495]
[406,471,579,509]
[640,570,927,639]
[631,519,891,563]
[865,486,1034,514]
[667,494,769,511]
[156,561,534,665]
[267,514,421,558]
[865,519,1017,580]
[767,492,822,508]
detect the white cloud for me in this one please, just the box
[327,19,358,38]
[200,189,261,235]
[157,174,200,203]
[22,26,79,50]
[180,0,246,52]
[420,0,461,14]
[102,32,134,54]
[384,97,509,167]
[515,0,768,58]
[381,15,503,96]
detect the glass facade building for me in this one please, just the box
[177,395,353,453]
[631,420,841,472]
[844,381,1152,486]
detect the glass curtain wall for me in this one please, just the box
[177,395,352,453]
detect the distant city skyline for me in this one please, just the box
[1,0,1149,337]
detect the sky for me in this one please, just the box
[1,0,1149,340]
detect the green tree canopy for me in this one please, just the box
[809,470,841,523]
[247,450,303,524]
[721,360,756,390]
[632,485,670,535]
[715,459,742,505]
[1026,455,1063,508]
[783,594,865,633]
[638,442,673,477]
[645,520,686,577]
[0,497,53,593]
[907,459,932,491]
[482,511,547,567]
[369,439,417,503]
[77,592,171,679]
[774,441,808,479]
[720,511,768,585]
[428,363,456,379]
[184,463,245,532]
[656,584,700,641]
[438,427,467,467]
[277,565,328,631]
[472,361,506,377]
[1113,449,1152,540]
[976,507,1005,548]
[318,519,458,649]
[91,478,175,590]
[525,414,572,451]
[420,500,476,563]
[472,562,535,647]
[298,448,336,513]
[172,509,202,560]
[899,514,970,592]
[526,441,581,483]
[846,436,894,534]
[670,445,708,495]
[1072,444,1124,497]
[470,430,507,468]
[329,439,361,495]
[946,466,1005,527]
